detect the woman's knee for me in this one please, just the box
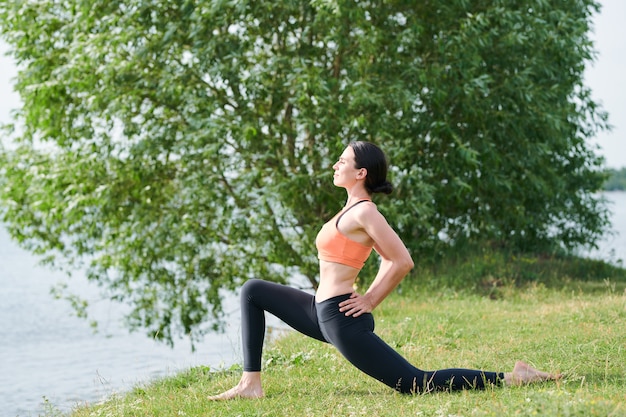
[241,278,264,299]
[241,278,281,302]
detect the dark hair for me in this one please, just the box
[349,141,393,195]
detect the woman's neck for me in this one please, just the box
[345,194,371,207]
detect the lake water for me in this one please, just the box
[1,192,624,417]
[583,192,626,266]
[0,232,244,417]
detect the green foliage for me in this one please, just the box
[603,167,626,191]
[0,0,611,344]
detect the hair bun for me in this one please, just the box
[370,181,393,195]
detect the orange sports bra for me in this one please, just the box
[315,200,374,269]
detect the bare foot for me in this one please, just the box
[504,361,561,386]
[207,372,264,401]
[207,385,263,401]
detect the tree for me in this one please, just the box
[0,0,610,345]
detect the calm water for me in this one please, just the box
[1,192,624,417]
[0,231,243,417]
[584,192,626,266]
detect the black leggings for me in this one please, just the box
[240,279,504,394]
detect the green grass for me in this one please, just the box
[60,253,626,417]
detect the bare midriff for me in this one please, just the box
[315,260,361,302]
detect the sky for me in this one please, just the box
[1,1,625,168]
[584,0,626,169]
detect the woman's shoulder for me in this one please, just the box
[354,200,385,222]
[355,199,377,211]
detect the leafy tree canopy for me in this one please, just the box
[0,0,611,345]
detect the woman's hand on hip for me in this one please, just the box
[338,292,374,317]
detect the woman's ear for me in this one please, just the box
[356,167,368,180]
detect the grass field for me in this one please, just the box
[58,254,626,417]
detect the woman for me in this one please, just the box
[209,141,557,400]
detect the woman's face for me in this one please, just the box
[332,146,364,188]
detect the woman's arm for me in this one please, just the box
[338,205,414,317]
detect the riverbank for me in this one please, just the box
[58,252,626,417]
